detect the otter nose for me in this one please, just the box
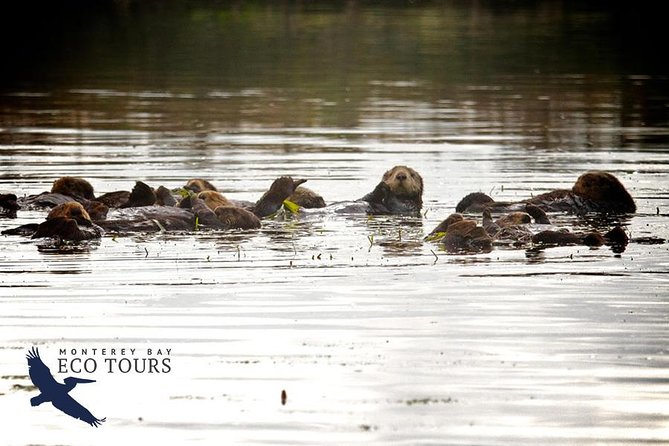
[396,173,407,181]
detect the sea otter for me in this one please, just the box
[0,193,20,217]
[198,190,233,211]
[429,204,626,252]
[2,202,105,241]
[95,190,130,208]
[51,177,95,200]
[456,171,636,215]
[249,177,307,218]
[155,186,177,206]
[95,181,158,209]
[98,196,262,233]
[46,201,92,222]
[22,177,96,209]
[214,206,261,229]
[180,195,260,230]
[22,177,104,212]
[288,186,326,209]
[96,176,302,233]
[427,213,492,253]
[483,204,625,248]
[482,205,551,244]
[361,165,423,214]
[184,179,217,193]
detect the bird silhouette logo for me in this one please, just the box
[26,347,106,427]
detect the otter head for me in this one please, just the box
[184,179,217,193]
[382,166,423,200]
[572,171,636,213]
[47,202,92,226]
[198,190,232,211]
[51,177,95,200]
[455,192,495,214]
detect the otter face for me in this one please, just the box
[47,202,92,225]
[198,191,232,211]
[572,171,636,212]
[51,177,95,200]
[185,179,217,193]
[382,166,423,199]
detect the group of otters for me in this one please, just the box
[0,166,638,253]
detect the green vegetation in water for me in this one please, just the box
[425,231,446,242]
[174,188,196,199]
[282,200,301,214]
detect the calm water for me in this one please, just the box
[1,2,668,445]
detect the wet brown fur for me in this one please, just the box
[456,171,636,214]
[51,177,95,200]
[47,202,92,225]
[214,206,262,229]
[429,213,464,235]
[198,191,233,211]
[442,219,492,253]
[532,230,605,247]
[570,171,636,212]
[155,186,177,206]
[429,213,492,253]
[120,181,156,208]
[495,212,531,227]
[185,179,217,193]
[96,190,131,208]
[252,177,307,217]
[84,201,109,221]
[288,186,326,208]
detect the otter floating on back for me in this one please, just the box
[456,171,636,215]
[428,204,629,253]
[362,165,424,214]
[2,201,105,241]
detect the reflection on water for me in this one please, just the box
[1,1,669,445]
